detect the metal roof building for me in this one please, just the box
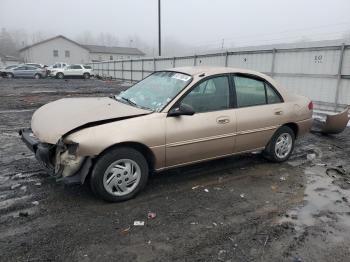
[19,35,145,65]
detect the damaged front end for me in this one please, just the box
[19,128,91,184]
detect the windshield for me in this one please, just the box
[116,71,192,112]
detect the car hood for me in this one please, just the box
[31,97,150,144]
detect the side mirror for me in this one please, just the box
[168,103,195,117]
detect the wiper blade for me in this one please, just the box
[114,96,154,111]
[119,96,138,107]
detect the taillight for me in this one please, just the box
[308,101,313,110]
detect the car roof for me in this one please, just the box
[166,66,267,77]
[164,66,290,100]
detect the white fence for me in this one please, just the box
[89,41,350,112]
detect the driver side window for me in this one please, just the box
[181,76,230,113]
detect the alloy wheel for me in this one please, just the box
[103,159,141,196]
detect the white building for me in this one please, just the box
[19,35,145,65]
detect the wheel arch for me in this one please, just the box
[95,141,156,172]
[282,122,299,138]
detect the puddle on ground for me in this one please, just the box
[280,165,350,234]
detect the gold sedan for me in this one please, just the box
[20,67,313,201]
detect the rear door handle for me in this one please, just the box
[217,117,230,124]
[274,109,283,115]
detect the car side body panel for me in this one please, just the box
[165,108,236,167]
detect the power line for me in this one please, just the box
[188,22,350,47]
[190,29,350,49]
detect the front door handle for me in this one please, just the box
[217,117,230,124]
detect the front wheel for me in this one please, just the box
[90,147,149,202]
[7,73,14,79]
[83,73,90,79]
[34,73,41,79]
[263,126,295,162]
[56,72,64,79]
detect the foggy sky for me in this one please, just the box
[1,0,350,53]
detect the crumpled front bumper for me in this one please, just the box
[19,128,92,184]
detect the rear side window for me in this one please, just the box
[266,84,282,104]
[234,76,282,107]
[83,65,92,69]
[71,65,82,69]
[234,76,266,107]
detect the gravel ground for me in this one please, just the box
[0,78,349,262]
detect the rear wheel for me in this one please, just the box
[83,73,90,79]
[90,147,149,202]
[263,126,295,162]
[56,72,64,79]
[34,73,41,79]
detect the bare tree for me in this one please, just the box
[0,28,18,56]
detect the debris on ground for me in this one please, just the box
[147,212,156,219]
[312,107,349,135]
[34,182,42,186]
[12,173,23,179]
[204,188,209,193]
[240,193,245,198]
[306,153,316,161]
[326,167,348,176]
[31,201,39,206]
[280,176,286,181]
[191,185,199,190]
[10,183,21,190]
[217,249,227,261]
[133,221,145,226]
[121,226,131,234]
[19,211,29,217]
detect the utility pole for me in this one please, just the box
[158,0,161,56]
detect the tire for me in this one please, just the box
[56,72,64,79]
[7,73,14,79]
[34,73,41,79]
[263,126,295,162]
[83,73,90,79]
[90,147,149,202]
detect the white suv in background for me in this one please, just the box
[47,62,68,74]
[50,64,94,79]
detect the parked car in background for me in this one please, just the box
[1,64,19,77]
[25,63,45,68]
[50,64,93,79]
[47,62,69,75]
[8,65,47,79]
[25,63,48,77]
[20,67,313,202]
